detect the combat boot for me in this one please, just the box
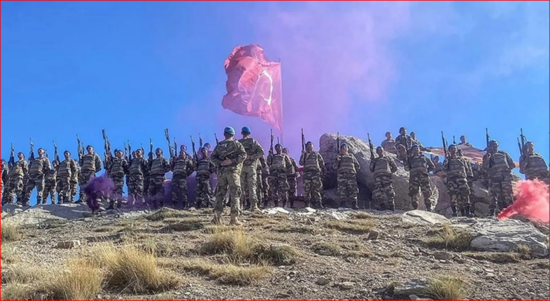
[451,205,458,217]
[489,208,495,216]
[464,205,472,217]
[425,204,432,212]
[211,211,222,225]
[229,213,243,226]
[460,207,466,217]
[411,199,418,210]
[352,201,359,210]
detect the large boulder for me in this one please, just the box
[318,133,439,211]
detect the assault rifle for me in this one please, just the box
[29,139,35,161]
[199,134,203,148]
[165,128,175,158]
[441,131,448,158]
[301,128,305,152]
[53,141,60,164]
[149,138,154,160]
[102,129,112,162]
[9,143,15,166]
[191,136,197,160]
[215,133,219,145]
[270,129,274,153]
[367,133,375,160]
[336,132,341,154]
[76,134,84,159]
[518,128,526,157]
[485,128,490,151]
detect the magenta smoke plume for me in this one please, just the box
[83,174,115,211]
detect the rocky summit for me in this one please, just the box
[1,203,548,300]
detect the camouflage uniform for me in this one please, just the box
[127,156,149,205]
[286,156,299,208]
[257,157,270,207]
[195,154,216,208]
[381,138,397,154]
[70,160,79,203]
[106,156,128,208]
[57,158,77,204]
[3,158,28,205]
[395,134,412,161]
[43,167,57,204]
[482,148,515,214]
[299,149,325,208]
[443,154,472,216]
[1,161,8,201]
[333,152,360,208]
[519,150,549,184]
[404,153,435,210]
[267,150,293,207]
[238,136,265,211]
[170,154,195,207]
[77,153,102,202]
[148,154,171,206]
[370,155,398,210]
[25,155,51,205]
[210,136,247,223]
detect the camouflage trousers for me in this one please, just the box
[214,168,242,215]
[446,176,470,209]
[337,172,358,204]
[70,178,78,202]
[2,176,24,205]
[408,171,432,209]
[128,173,145,204]
[195,174,213,208]
[43,179,57,204]
[241,164,258,209]
[78,171,95,201]
[373,173,395,209]
[269,170,289,207]
[143,176,150,198]
[287,175,297,207]
[259,173,270,207]
[24,174,45,205]
[56,177,72,203]
[526,172,549,185]
[256,171,263,205]
[148,175,166,203]
[303,170,323,207]
[488,177,514,211]
[171,175,188,206]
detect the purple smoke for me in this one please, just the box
[83,174,115,212]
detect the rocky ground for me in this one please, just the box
[1,203,549,300]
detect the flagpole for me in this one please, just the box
[278,58,284,145]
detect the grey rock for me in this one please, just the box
[56,240,81,249]
[339,281,355,290]
[316,277,331,286]
[402,210,450,225]
[432,251,453,260]
[393,278,430,297]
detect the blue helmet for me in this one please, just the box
[275,143,282,148]
[241,126,251,134]
[410,144,419,150]
[224,127,235,135]
[340,143,348,149]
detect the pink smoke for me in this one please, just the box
[498,179,549,223]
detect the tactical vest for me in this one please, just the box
[81,154,98,172]
[382,139,396,152]
[445,157,467,178]
[129,158,147,176]
[286,158,296,175]
[490,152,511,174]
[303,152,321,172]
[29,157,48,176]
[110,158,126,177]
[71,160,79,180]
[337,154,357,174]
[373,157,392,175]
[217,140,240,161]
[150,158,168,176]
[269,154,287,172]
[196,158,211,176]
[408,155,427,170]
[173,156,191,176]
[9,160,27,177]
[239,137,258,165]
[525,153,548,174]
[396,135,411,149]
[58,159,73,178]
[45,169,57,181]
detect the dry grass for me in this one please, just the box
[273,224,320,235]
[1,283,39,300]
[89,244,182,294]
[516,245,535,259]
[311,241,343,256]
[463,252,520,263]
[2,263,45,284]
[323,219,377,234]
[162,217,205,232]
[1,243,20,264]
[49,259,104,300]
[203,225,242,234]
[180,258,271,286]
[426,275,467,300]
[145,207,194,221]
[93,226,120,232]
[422,225,474,251]
[1,223,22,242]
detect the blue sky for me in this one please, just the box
[2,1,548,203]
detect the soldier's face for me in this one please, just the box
[38,149,44,156]
[491,143,498,151]
[376,148,383,156]
[410,132,416,140]
[116,151,123,158]
[412,147,419,155]
[400,129,406,135]
[136,150,142,157]
[87,147,94,154]
[275,146,282,153]
[386,132,391,139]
[460,136,466,143]
[341,146,348,154]
[64,152,70,159]
[18,153,24,159]
[181,146,186,152]
[449,147,456,156]
[306,144,313,152]
[526,143,534,154]
[201,149,207,157]
[156,150,162,156]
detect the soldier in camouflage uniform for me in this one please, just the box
[3,152,28,205]
[333,143,360,209]
[127,149,149,206]
[210,127,247,225]
[369,146,398,211]
[410,132,428,151]
[70,158,79,203]
[195,147,216,209]
[404,144,435,211]
[77,146,102,203]
[257,156,270,208]
[381,132,397,155]
[43,160,58,204]
[458,135,473,147]
[238,126,265,211]
[57,151,77,204]
[25,148,51,206]
[299,141,325,209]
[443,144,473,217]
[457,149,476,216]
[395,127,413,161]
[283,148,299,208]
[519,141,549,184]
[267,144,293,208]
[148,148,171,207]
[1,160,8,200]
[170,147,195,208]
[482,140,516,216]
[106,150,128,209]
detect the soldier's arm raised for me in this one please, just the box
[426,157,435,172]
[299,153,305,166]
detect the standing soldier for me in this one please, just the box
[333,143,361,209]
[283,148,299,208]
[519,141,549,184]
[369,146,398,211]
[404,144,435,211]
[106,150,128,209]
[148,148,171,208]
[1,160,8,200]
[381,132,397,155]
[57,151,77,204]
[3,152,28,205]
[443,145,473,217]
[457,149,476,216]
[171,146,195,208]
[25,148,51,206]
[238,126,265,212]
[258,156,270,208]
[482,140,516,216]
[195,147,216,209]
[127,149,149,206]
[458,135,473,147]
[395,127,413,161]
[267,144,293,208]
[77,146,102,203]
[299,141,325,209]
[210,127,247,225]
[43,160,58,204]
[70,158,79,203]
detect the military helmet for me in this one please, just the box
[224,127,235,135]
[241,126,251,134]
